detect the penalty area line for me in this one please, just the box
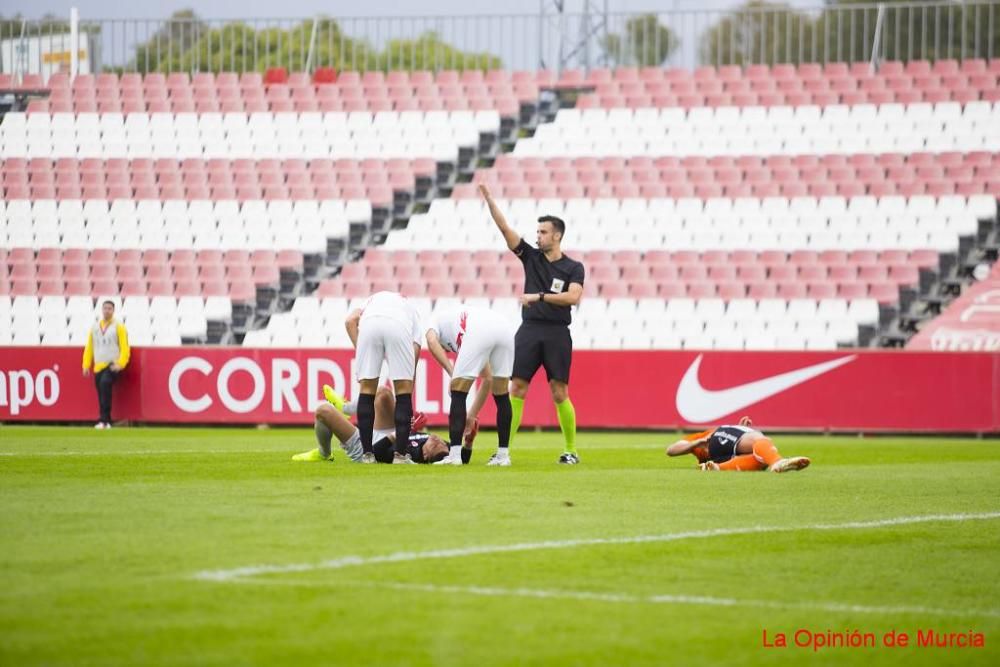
[225,578,1000,620]
[193,511,1000,583]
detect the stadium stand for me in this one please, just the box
[0,69,546,345]
[301,62,998,351]
[2,61,998,350]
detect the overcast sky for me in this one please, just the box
[3,0,823,20]
[0,0,826,71]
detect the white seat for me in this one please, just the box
[665,298,696,320]
[298,330,327,348]
[242,330,271,347]
[11,330,41,346]
[673,320,705,338]
[682,333,714,350]
[787,298,818,320]
[816,298,848,322]
[756,298,787,321]
[773,333,806,350]
[848,299,880,326]
[204,297,232,322]
[725,298,757,319]
[152,330,183,347]
[178,313,208,340]
[713,332,744,350]
[828,319,859,345]
[743,333,777,350]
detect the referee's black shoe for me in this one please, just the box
[558,452,580,465]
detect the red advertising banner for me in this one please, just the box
[1,346,998,432]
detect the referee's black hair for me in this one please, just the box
[537,215,566,239]
[101,299,116,308]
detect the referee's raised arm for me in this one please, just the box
[478,184,520,252]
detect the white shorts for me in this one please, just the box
[356,315,416,381]
[453,310,516,380]
[342,428,394,463]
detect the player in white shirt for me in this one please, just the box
[346,291,423,464]
[425,307,516,466]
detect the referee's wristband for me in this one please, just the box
[538,292,545,303]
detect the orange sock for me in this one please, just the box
[718,454,765,471]
[691,444,710,463]
[751,437,782,467]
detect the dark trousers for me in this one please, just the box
[94,368,119,423]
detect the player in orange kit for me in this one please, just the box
[666,416,810,472]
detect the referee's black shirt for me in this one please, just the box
[513,239,586,326]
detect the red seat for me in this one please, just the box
[657,283,687,299]
[707,265,737,281]
[736,265,766,281]
[425,280,456,298]
[888,264,919,285]
[686,282,717,299]
[679,265,708,281]
[768,265,796,282]
[858,265,889,282]
[868,283,899,304]
[828,265,858,281]
[807,283,837,299]
[798,265,828,281]
[777,283,807,299]
[600,283,629,299]
[835,281,867,299]
[717,282,747,300]
[908,250,938,268]
[628,283,658,298]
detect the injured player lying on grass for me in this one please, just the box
[666,416,811,472]
[292,385,480,464]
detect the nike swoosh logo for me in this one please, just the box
[675,354,857,423]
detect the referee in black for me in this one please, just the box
[479,184,585,464]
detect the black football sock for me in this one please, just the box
[394,393,413,456]
[493,393,512,448]
[449,390,469,450]
[357,393,376,455]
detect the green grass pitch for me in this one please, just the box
[1,426,998,666]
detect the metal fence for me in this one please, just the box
[1,1,998,81]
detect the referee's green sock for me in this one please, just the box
[509,396,525,446]
[556,398,577,455]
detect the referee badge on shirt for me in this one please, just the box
[550,278,565,293]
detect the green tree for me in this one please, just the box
[128,13,500,74]
[601,14,679,67]
[132,9,208,73]
[816,0,1000,64]
[699,1,817,66]
[377,31,501,71]
[0,13,70,36]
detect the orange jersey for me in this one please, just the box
[684,429,714,464]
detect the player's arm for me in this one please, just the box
[522,283,583,308]
[467,364,492,423]
[82,329,94,376]
[666,430,713,457]
[345,309,362,348]
[424,329,452,375]
[478,184,520,251]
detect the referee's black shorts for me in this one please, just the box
[512,321,573,384]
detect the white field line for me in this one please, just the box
[0,443,675,457]
[228,579,1000,619]
[193,512,1000,583]
[0,449,287,457]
